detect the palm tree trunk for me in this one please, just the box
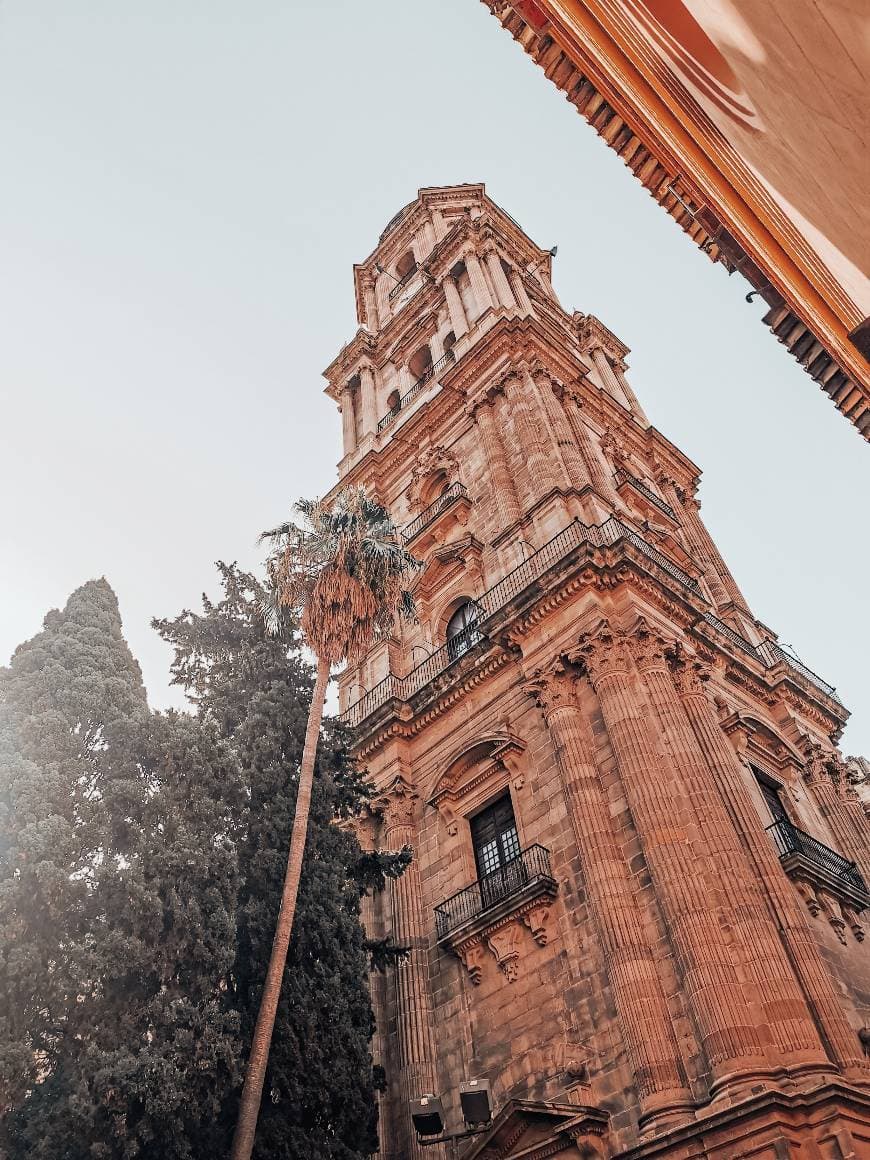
[230,654,331,1160]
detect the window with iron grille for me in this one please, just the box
[470,794,521,880]
[446,600,482,662]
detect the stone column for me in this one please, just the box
[362,274,379,332]
[502,369,559,506]
[640,634,830,1072]
[802,745,870,885]
[678,494,749,612]
[531,371,586,490]
[382,783,444,1160]
[564,392,619,508]
[524,664,693,1128]
[464,250,493,319]
[375,272,391,324]
[508,268,534,316]
[359,364,378,436]
[575,623,771,1096]
[340,386,357,455]
[470,396,522,532]
[612,360,649,426]
[484,247,516,311]
[443,276,469,339]
[590,347,633,411]
[675,662,866,1077]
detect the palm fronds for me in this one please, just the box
[260,486,422,665]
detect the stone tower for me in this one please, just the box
[322,185,870,1159]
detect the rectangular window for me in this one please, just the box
[470,794,524,910]
[752,766,789,823]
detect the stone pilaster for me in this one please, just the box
[563,391,619,508]
[484,246,516,311]
[531,368,586,490]
[340,385,357,455]
[590,347,633,411]
[501,369,558,506]
[678,492,749,613]
[575,623,771,1095]
[525,664,693,1128]
[361,272,379,332]
[470,395,522,532]
[508,268,533,316]
[647,641,831,1073]
[801,742,870,885]
[675,665,867,1077]
[359,364,378,436]
[442,275,469,339]
[464,249,493,319]
[381,781,444,1160]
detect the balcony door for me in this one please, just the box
[753,767,789,823]
[471,795,523,910]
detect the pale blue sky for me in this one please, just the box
[1,1,867,752]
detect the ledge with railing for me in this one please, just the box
[766,818,868,904]
[617,471,678,521]
[698,613,842,704]
[434,844,556,940]
[401,482,469,545]
[387,265,419,301]
[340,516,700,729]
[376,350,455,434]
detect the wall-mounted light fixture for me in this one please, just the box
[410,1078,492,1147]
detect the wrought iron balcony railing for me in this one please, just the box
[621,473,677,521]
[376,350,455,434]
[401,482,469,544]
[339,515,841,729]
[699,614,841,703]
[340,516,699,728]
[766,818,867,898]
[434,844,555,939]
[387,265,419,301]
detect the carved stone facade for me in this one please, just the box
[323,186,870,1160]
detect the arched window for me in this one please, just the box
[408,344,433,383]
[386,388,402,414]
[443,330,456,354]
[395,250,417,281]
[420,470,450,507]
[446,600,482,662]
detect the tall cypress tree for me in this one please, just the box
[0,582,244,1160]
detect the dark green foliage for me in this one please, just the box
[1,566,405,1159]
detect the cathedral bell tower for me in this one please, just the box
[322,185,870,1160]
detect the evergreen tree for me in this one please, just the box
[155,562,408,1160]
[1,568,405,1159]
[1,582,244,1160]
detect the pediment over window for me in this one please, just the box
[463,1099,609,1160]
[412,535,483,605]
[428,733,526,826]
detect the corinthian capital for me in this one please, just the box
[377,776,418,837]
[627,619,672,673]
[523,661,578,718]
[570,621,629,684]
[667,650,710,698]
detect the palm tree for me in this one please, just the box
[231,486,420,1160]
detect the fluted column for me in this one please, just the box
[641,635,830,1072]
[464,250,493,319]
[362,274,379,332]
[675,662,866,1076]
[484,247,516,311]
[471,396,522,532]
[612,360,649,426]
[564,391,619,507]
[502,369,558,505]
[802,745,870,885]
[382,784,443,1160]
[442,276,469,339]
[340,386,357,455]
[590,347,633,411]
[359,364,378,436]
[508,268,533,316]
[531,370,586,490]
[575,623,771,1095]
[375,272,391,324]
[525,664,692,1127]
[678,494,749,612]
